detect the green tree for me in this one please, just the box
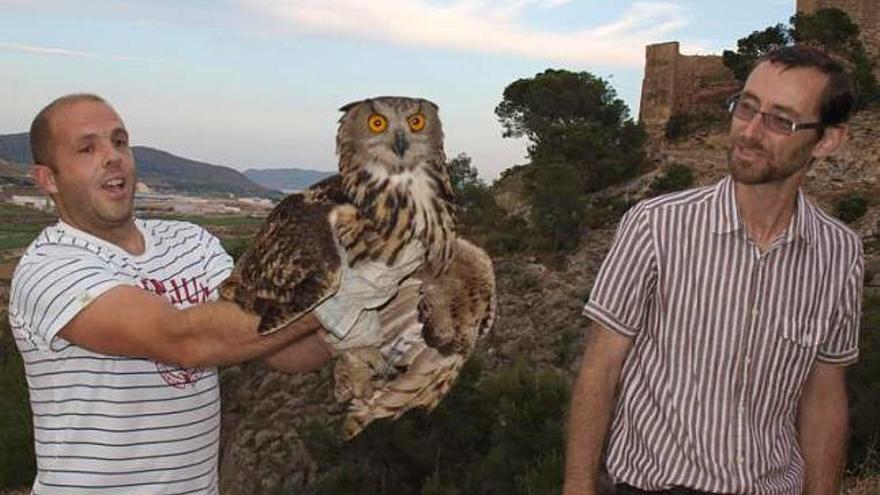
[447,153,482,195]
[722,24,791,80]
[791,8,879,107]
[525,162,584,251]
[495,69,645,192]
[722,9,879,107]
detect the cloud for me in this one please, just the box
[0,42,149,62]
[237,0,690,67]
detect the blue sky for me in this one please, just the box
[0,0,794,179]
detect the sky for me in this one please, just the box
[0,0,796,180]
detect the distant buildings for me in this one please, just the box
[134,192,273,217]
[0,184,274,217]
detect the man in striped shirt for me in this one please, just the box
[9,94,415,494]
[564,46,862,495]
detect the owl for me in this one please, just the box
[220,96,496,438]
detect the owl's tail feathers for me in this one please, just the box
[340,275,467,440]
[342,350,465,439]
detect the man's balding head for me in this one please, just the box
[30,93,110,170]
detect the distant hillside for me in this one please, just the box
[0,133,276,197]
[131,147,275,197]
[0,133,30,164]
[244,168,334,192]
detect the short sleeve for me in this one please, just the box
[582,204,657,338]
[818,251,863,365]
[9,254,123,351]
[201,231,234,301]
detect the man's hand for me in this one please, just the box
[315,241,423,351]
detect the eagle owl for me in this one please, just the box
[220,96,496,438]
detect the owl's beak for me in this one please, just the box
[392,129,409,158]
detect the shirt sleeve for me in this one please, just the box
[201,230,234,302]
[582,203,658,338]
[9,253,123,352]
[818,250,863,365]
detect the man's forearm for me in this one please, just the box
[564,359,620,494]
[564,326,631,495]
[262,333,333,373]
[176,301,323,367]
[798,363,849,495]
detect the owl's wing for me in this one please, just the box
[219,178,344,335]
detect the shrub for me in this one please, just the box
[301,357,570,495]
[848,295,880,474]
[835,196,868,224]
[648,164,695,197]
[664,114,692,141]
[0,318,36,489]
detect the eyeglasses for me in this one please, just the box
[727,94,824,136]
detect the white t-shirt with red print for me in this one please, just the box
[9,219,233,495]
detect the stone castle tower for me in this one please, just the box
[638,43,739,138]
[639,0,879,137]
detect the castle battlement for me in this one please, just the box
[638,42,739,138]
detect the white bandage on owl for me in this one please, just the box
[315,241,424,348]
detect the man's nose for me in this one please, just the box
[740,112,765,140]
[101,141,123,167]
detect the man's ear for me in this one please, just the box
[32,164,59,195]
[812,124,847,159]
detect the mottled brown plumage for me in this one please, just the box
[219,96,495,438]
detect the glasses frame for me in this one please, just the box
[727,94,825,135]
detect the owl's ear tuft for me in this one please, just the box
[420,99,438,111]
[339,100,366,113]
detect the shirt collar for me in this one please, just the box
[710,175,816,245]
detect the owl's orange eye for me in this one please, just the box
[368,114,388,133]
[408,113,426,132]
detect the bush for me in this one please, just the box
[664,114,691,141]
[648,164,695,197]
[221,237,253,261]
[848,295,880,475]
[664,112,728,142]
[835,196,868,223]
[301,357,570,495]
[0,318,36,489]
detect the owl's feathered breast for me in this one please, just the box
[338,150,456,276]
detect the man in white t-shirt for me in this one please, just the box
[8,93,409,494]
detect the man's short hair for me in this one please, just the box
[30,93,108,170]
[755,45,855,126]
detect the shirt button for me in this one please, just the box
[737,455,745,464]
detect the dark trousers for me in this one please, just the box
[615,483,729,495]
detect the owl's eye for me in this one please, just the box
[408,113,426,132]
[368,114,388,133]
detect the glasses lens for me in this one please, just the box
[732,99,755,120]
[763,114,794,135]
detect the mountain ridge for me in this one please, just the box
[0,133,328,197]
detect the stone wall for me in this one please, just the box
[798,0,880,55]
[638,42,740,138]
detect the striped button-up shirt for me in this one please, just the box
[583,176,863,495]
